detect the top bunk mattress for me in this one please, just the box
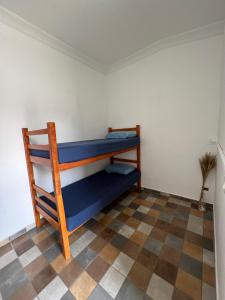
[31,137,140,164]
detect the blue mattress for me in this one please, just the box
[31,137,140,163]
[39,169,140,231]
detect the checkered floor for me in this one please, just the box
[0,189,215,300]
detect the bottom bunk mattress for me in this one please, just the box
[39,169,140,232]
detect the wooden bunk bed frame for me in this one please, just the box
[22,122,141,259]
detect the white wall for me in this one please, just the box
[214,28,225,300]
[107,35,223,203]
[0,22,107,241]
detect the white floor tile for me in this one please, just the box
[71,230,96,258]
[187,215,203,235]
[112,252,134,276]
[137,222,153,235]
[0,249,17,270]
[203,249,215,267]
[38,276,68,300]
[19,246,41,267]
[147,274,173,300]
[202,282,216,300]
[137,205,150,214]
[118,224,135,238]
[100,266,125,299]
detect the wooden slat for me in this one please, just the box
[27,128,48,136]
[59,146,137,171]
[33,184,56,203]
[36,206,59,229]
[30,156,51,167]
[28,144,50,151]
[113,158,138,164]
[35,196,58,217]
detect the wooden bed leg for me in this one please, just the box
[61,231,70,259]
[136,125,141,193]
[48,122,71,260]
[22,128,41,228]
[137,179,142,193]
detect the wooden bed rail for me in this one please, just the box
[22,122,141,260]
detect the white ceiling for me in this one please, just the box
[0,0,225,67]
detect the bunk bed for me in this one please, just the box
[22,122,141,259]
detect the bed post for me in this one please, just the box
[108,127,114,164]
[136,125,141,192]
[22,128,42,228]
[47,122,70,259]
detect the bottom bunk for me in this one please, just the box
[39,169,140,232]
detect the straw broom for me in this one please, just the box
[198,152,216,211]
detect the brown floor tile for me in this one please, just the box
[172,218,187,229]
[32,264,56,293]
[164,206,176,215]
[86,256,110,282]
[203,220,214,240]
[88,222,105,235]
[155,258,178,285]
[70,271,97,300]
[50,254,73,273]
[116,213,130,223]
[128,261,152,291]
[9,281,36,300]
[137,248,158,271]
[155,220,170,231]
[32,230,49,244]
[160,244,181,266]
[183,240,202,262]
[191,209,203,218]
[123,207,135,216]
[185,231,203,248]
[25,255,48,281]
[37,234,57,252]
[173,288,193,300]
[69,227,87,244]
[0,242,12,256]
[100,228,116,242]
[133,198,142,205]
[168,225,185,239]
[155,198,167,206]
[12,233,30,248]
[14,239,34,256]
[89,236,107,253]
[142,214,157,226]
[130,231,148,246]
[100,243,119,264]
[140,199,152,208]
[148,209,160,219]
[125,217,141,229]
[60,259,83,287]
[122,240,141,259]
[202,263,215,287]
[99,215,113,226]
[150,227,167,241]
[176,269,202,300]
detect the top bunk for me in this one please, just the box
[23,122,140,171]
